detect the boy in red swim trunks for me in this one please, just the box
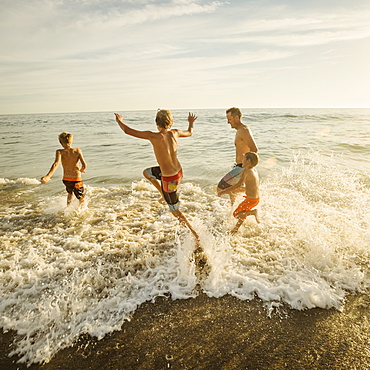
[41,132,87,206]
[218,152,260,233]
[115,110,199,243]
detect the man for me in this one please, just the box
[217,107,258,204]
[115,110,199,243]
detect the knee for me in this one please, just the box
[169,203,181,213]
[236,211,247,220]
[143,169,150,179]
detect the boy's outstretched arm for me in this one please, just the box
[177,112,197,137]
[115,113,153,140]
[41,150,61,184]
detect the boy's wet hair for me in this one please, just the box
[59,132,73,145]
[245,151,259,167]
[226,107,242,118]
[156,109,173,129]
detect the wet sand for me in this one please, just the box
[1,293,369,370]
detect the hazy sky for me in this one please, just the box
[1,0,370,114]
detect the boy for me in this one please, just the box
[218,151,260,233]
[114,110,199,242]
[41,132,87,206]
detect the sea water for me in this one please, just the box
[0,108,369,365]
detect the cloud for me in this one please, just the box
[1,0,370,113]
[196,8,370,47]
[0,0,226,62]
[0,0,225,29]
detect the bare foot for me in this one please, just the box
[193,246,209,274]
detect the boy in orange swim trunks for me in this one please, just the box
[218,152,260,233]
[41,132,87,206]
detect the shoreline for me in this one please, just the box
[1,293,369,369]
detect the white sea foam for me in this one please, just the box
[0,155,369,365]
[0,177,40,185]
[0,152,370,363]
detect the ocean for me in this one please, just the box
[0,108,369,365]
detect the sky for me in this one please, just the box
[1,0,370,114]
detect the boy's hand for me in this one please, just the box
[40,176,50,184]
[114,113,123,123]
[188,112,197,124]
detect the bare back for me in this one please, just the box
[149,130,181,176]
[60,147,84,178]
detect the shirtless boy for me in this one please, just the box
[218,152,260,233]
[217,107,258,203]
[114,110,199,242]
[41,132,87,206]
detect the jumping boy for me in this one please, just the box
[218,151,260,233]
[114,110,199,242]
[41,132,87,206]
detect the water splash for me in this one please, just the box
[0,154,369,365]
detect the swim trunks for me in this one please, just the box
[144,166,183,211]
[233,196,259,219]
[62,178,84,200]
[218,163,244,190]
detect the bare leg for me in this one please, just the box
[231,218,244,234]
[231,209,260,234]
[170,209,200,245]
[236,209,260,223]
[67,193,73,206]
[250,209,260,223]
[171,209,209,276]
[143,170,165,202]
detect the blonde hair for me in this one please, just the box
[245,152,259,167]
[226,107,242,118]
[58,132,73,145]
[155,109,173,129]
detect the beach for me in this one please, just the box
[1,293,369,369]
[1,109,369,367]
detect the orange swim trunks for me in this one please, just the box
[62,177,84,200]
[233,196,259,219]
